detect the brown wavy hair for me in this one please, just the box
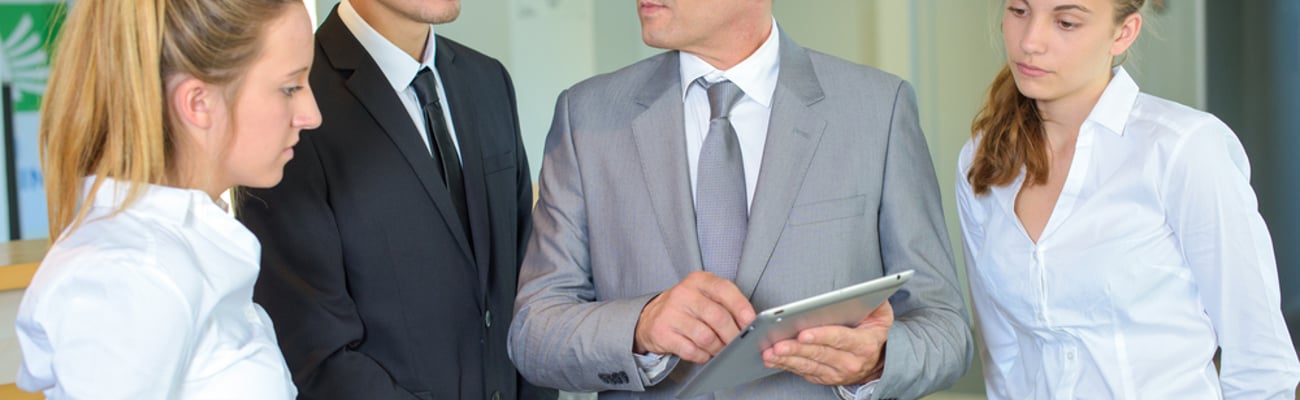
[967,0,1144,195]
[40,0,299,240]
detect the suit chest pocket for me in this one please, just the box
[788,194,866,226]
[483,150,515,174]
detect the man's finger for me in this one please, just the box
[675,316,726,356]
[685,299,741,349]
[799,325,869,352]
[692,273,757,327]
[662,331,712,364]
[764,346,843,384]
[859,300,894,326]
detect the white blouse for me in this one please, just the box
[15,178,296,399]
[956,68,1300,399]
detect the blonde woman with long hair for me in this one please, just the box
[14,0,320,397]
[956,0,1299,398]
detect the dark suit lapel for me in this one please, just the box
[631,52,705,280]
[735,32,828,298]
[435,38,492,296]
[316,14,476,262]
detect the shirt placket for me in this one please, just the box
[1035,244,1083,399]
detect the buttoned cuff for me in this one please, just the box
[633,352,678,386]
[835,379,878,400]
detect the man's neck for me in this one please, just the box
[351,1,430,61]
[686,17,773,71]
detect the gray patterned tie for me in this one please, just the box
[695,79,747,282]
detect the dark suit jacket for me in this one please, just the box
[237,9,553,400]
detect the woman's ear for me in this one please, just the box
[1111,12,1143,56]
[169,75,215,131]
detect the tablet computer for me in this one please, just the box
[675,270,913,398]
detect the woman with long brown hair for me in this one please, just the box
[14,0,320,397]
[956,0,1299,397]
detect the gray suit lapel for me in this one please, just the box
[735,33,828,298]
[631,52,705,280]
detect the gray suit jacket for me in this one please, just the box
[508,32,972,400]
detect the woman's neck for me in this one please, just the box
[165,159,225,203]
[1036,74,1112,152]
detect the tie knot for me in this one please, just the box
[701,79,744,120]
[410,67,438,107]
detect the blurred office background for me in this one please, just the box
[0,0,1295,398]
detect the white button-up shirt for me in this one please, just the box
[956,67,1300,399]
[16,178,295,399]
[680,19,781,208]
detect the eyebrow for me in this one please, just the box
[1054,4,1091,13]
[284,66,310,78]
[1017,0,1093,13]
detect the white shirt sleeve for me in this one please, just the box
[632,352,678,386]
[954,144,1020,399]
[834,379,877,400]
[1160,118,1300,399]
[24,255,198,399]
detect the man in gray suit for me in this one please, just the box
[508,1,972,398]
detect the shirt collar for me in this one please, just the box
[86,177,217,226]
[339,0,438,93]
[1085,66,1140,136]
[679,18,781,108]
[84,177,259,256]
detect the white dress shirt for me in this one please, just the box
[16,178,296,399]
[956,67,1300,399]
[680,21,781,208]
[339,0,461,160]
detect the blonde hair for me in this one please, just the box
[40,0,297,240]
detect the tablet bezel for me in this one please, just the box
[675,270,914,398]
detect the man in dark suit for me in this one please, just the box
[237,0,553,399]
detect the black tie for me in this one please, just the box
[410,68,469,232]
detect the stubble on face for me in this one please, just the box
[391,0,461,25]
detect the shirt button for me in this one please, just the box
[1066,351,1076,361]
[484,310,492,328]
